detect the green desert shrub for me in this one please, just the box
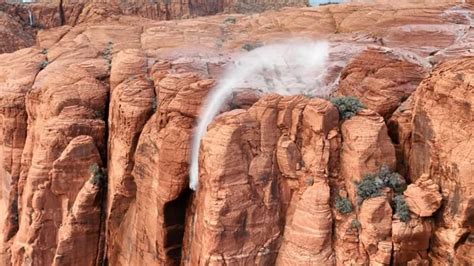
[393,195,410,222]
[355,166,407,204]
[223,16,237,24]
[89,163,106,187]
[330,96,365,120]
[39,60,49,70]
[377,165,407,194]
[335,196,353,214]
[355,174,384,204]
[242,42,263,51]
[102,41,113,70]
[351,219,361,229]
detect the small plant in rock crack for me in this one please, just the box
[393,194,411,222]
[351,219,361,230]
[355,174,384,205]
[335,196,353,214]
[89,163,107,187]
[377,165,407,194]
[355,166,407,204]
[330,96,365,120]
[39,60,49,70]
[223,16,237,24]
[41,48,48,55]
[152,96,157,113]
[102,41,113,70]
[242,42,263,51]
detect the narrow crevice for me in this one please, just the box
[94,70,111,266]
[59,0,65,26]
[163,187,192,264]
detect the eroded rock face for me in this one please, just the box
[404,174,442,217]
[410,58,474,265]
[183,95,340,265]
[392,217,432,265]
[277,181,333,265]
[106,66,214,265]
[338,47,428,118]
[0,11,35,53]
[0,1,472,265]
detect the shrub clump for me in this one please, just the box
[393,195,410,222]
[330,96,365,120]
[223,17,237,24]
[355,166,408,204]
[355,174,384,204]
[102,41,113,70]
[335,196,353,214]
[39,60,49,70]
[351,219,361,229]
[355,166,411,223]
[377,165,407,194]
[89,164,106,187]
[242,42,263,51]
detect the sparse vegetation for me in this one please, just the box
[39,60,49,70]
[224,17,237,24]
[305,176,314,186]
[242,42,263,51]
[354,166,411,223]
[335,196,353,214]
[152,96,157,112]
[377,165,407,194]
[355,166,408,205]
[102,41,113,70]
[330,96,365,120]
[41,48,48,55]
[393,195,410,222]
[89,163,106,187]
[355,174,384,204]
[351,219,361,229]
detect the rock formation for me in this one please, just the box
[0,0,472,265]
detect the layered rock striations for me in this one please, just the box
[0,1,472,265]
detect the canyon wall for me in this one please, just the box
[0,1,472,265]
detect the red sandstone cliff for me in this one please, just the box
[0,1,473,265]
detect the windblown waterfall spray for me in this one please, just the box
[189,40,330,190]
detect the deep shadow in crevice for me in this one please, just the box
[163,187,193,263]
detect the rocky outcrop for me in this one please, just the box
[338,47,428,118]
[392,217,432,265]
[0,10,35,53]
[404,174,442,217]
[105,72,154,260]
[50,136,104,266]
[0,2,472,265]
[409,58,474,265]
[183,95,340,265]
[340,110,396,203]
[277,181,333,265]
[106,66,214,265]
[0,48,45,265]
[359,195,393,265]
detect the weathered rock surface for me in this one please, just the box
[359,195,393,265]
[0,1,472,265]
[0,47,45,265]
[276,181,333,265]
[404,174,442,217]
[410,58,474,265]
[340,110,396,203]
[0,10,35,53]
[338,47,428,118]
[392,217,432,265]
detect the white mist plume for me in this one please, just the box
[189,40,330,190]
